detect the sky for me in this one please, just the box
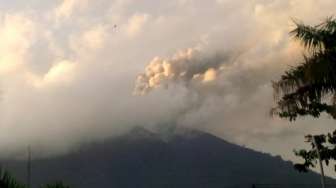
[0,0,336,175]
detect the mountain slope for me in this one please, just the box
[3,127,334,188]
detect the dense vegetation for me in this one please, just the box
[272,17,336,172]
[0,168,70,188]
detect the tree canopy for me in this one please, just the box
[0,168,71,188]
[272,17,336,121]
[272,17,336,172]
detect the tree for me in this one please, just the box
[0,168,26,188]
[0,168,72,188]
[272,17,336,172]
[43,182,71,188]
[272,17,336,120]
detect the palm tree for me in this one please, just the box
[272,17,336,121]
[272,17,336,173]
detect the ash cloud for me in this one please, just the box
[134,48,232,95]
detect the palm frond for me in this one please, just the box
[273,19,336,120]
[291,21,324,51]
[291,17,336,52]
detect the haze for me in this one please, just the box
[0,0,335,175]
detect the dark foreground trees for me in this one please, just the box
[0,168,71,188]
[272,17,336,172]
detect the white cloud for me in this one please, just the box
[81,26,106,49]
[28,60,77,88]
[126,13,150,37]
[54,0,89,21]
[70,25,108,54]
[0,14,36,75]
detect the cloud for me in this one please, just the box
[28,60,77,88]
[202,68,217,82]
[132,0,336,169]
[0,14,36,75]
[0,1,336,172]
[134,47,231,95]
[54,0,88,21]
[126,13,150,37]
[80,26,107,49]
[70,24,108,54]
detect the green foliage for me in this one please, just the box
[272,17,336,121]
[0,168,26,188]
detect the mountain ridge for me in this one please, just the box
[3,126,334,188]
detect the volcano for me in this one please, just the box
[3,126,333,188]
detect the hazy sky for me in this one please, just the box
[0,0,336,175]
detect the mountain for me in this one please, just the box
[3,126,334,188]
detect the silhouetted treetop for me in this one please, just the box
[272,17,336,121]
